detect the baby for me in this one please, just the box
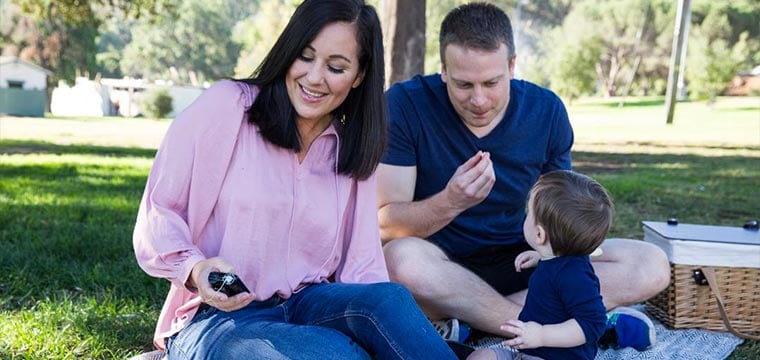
[469,170,612,360]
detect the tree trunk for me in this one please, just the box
[382,0,425,88]
[665,0,692,125]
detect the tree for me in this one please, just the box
[1,1,98,84]
[547,36,602,102]
[686,3,756,103]
[95,18,133,78]
[120,0,248,83]
[11,0,177,25]
[383,0,426,86]
[4,0,178,86]
[233,0,298,78]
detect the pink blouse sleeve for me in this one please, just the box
[133,80,253,288]
[335,173,391,283]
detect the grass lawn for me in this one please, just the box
[0,96,758,359]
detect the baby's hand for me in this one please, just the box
[501,320,544,350]
[514,250,540,272]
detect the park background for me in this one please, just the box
[1,0,759,359]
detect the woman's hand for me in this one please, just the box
[189,257,255,312]
[514,250,540,272]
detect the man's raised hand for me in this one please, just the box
[443,151,496,212]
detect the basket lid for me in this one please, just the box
[642,221,759,245]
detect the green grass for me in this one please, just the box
[0,143,164,359]
[0,96,758,358]
[573,151,759,238]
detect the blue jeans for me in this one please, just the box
[166,282,457,359]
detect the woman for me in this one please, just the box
[133,0,457,359]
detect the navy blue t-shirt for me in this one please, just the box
[383,74,573,257]
[520,256,607,360]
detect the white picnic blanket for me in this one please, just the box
[469,306,744,360]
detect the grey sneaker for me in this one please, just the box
[431,318,471,343]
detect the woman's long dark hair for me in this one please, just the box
[238,0,386,180]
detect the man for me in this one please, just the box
[378,2,670,347]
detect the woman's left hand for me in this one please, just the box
[189,257,256,312]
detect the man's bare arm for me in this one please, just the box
[377,151,496,243]
[377,164,459,242]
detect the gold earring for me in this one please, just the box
[340,114,347,125]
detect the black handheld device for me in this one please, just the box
[208,272,250,296]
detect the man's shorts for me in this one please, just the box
[447,242,535,296]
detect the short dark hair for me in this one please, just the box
[529,170,613,256]
[439,2,515,65]
[239,0,386,180]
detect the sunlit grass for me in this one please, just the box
[0,295,159,359]
[570,96,760,149]
[0,142,165,359]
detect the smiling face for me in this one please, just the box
[285,21,364,128]
[441,43,515,138]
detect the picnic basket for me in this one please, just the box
[642,221,760,340]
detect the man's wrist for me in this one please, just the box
[430,191,464,220]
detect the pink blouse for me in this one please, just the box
[133,80,389,349]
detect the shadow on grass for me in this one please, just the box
[578,141,760,152]
[601,98,666,108]
[573,150,760,172]
[0,139,157,158]
[731,106,760,112]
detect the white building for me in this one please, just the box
[0,56,50,90]
[50,77,205,118]
[0,56,53,116]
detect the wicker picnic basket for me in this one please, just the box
[642,221,760,340]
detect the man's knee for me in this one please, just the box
[382,237,445,297]
[642,241,671,294]
[621,239,670,296]
[597,239,671,304]
[383,237,427,278]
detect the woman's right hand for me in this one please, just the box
[189,257,255,312]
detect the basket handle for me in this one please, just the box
[700,267,760,340]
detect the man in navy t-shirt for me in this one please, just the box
[377,2,670,345]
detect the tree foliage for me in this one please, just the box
[95,18,132,78]
[2,0,758,102]
[686,1,759,102]
[547,36,603,101]
[233,0,298,78]
[11,0,177,25]
[120,0,251,83]
[2,0,175,86]
[539,0,675,97]
[1,1,98,84]
[512,0,759,99]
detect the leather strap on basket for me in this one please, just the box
[700,267,760,340]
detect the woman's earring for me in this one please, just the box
[340,114,347,125]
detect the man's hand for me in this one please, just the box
[501,319,544,350]
[443,151,496,212]
[514,250,540,272]
[189,257,255,312]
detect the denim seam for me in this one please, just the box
[167,305,219,359]
[311,311,406,359]
[168,332,191,360]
